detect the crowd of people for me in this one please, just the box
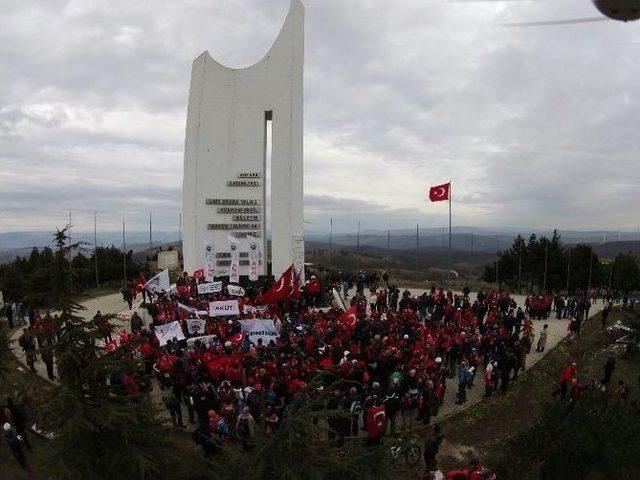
[2,267,629,477]
[84,271,548,465]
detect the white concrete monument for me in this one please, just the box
[182,0,304,279]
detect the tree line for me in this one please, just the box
[481,230,640,294]
[0,244,142,307]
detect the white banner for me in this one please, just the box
[204,240,216,281]
[186,318,207,335]
[187,334,218,347]
[243,304,269,315]
[145,269,170,294]
[209,299,240,317]
[239,319,279,346]
[154,320,185,346]
[247,235,260,281]
[197,282,223,295]
[228,236,240,284]
[227,284,246,297]
[293,235,305,283]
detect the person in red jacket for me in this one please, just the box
[306,275,322,306]
[366,399,386,446]
[553,361,577,400]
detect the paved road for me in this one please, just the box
[7,290,604,426]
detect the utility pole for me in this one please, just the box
[122,215,127,288]
[415,223,419,282]
[587,247,594,297]
[542,241,549,294]
[329,217,333,269]
[149,211,153,249]
[517,245,522,293]
[178,212,182,244]
[94,211,99,288]
[566,247,571,294]
[386,225,390,272]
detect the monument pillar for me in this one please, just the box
[182,0,304,279]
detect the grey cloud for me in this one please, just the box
[1,0,639,234]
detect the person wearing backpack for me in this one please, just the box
[346,386,362,436]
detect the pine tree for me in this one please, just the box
[209,376,391,480]
[38,226,181,480]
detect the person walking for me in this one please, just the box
[2,422,33,478]
[536,324,549,352]
[4,397,32,451]
[553,361,576,401]
[601,304,611,330]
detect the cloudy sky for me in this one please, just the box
[1,0,639,236]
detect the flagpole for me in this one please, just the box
[448,180,452,285]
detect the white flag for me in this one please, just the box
[247,236,260,282]
[145,269,170,294]
[228,236,240,283]
[177,302,199,316]
[204,240,216,281]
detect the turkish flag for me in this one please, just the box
[192,269,204,279]
[340,306,358,330]
[258,265,294,304]
[429,182,450,202]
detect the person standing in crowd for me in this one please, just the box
[601,304,611,330]
[602,354,616,388]
[235,406,257,451]
[18,327,37,372]
[536,324,549,352]
[456,361,471,404]
[4,302,14,329]
[423,424,444,472]
[162,385,185,428]
[366,398,386,446]
[41,339,56,381]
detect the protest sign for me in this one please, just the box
[154,321,185,346]
[209,299,240,317]
[227,284,246,297]
[186,318,207,335]
[239,319,279,345]
[197,282,223,295]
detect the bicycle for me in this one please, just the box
[390,436,421,466]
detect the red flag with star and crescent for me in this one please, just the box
[428,182,450,202]
[340,306,358,330]
[257,264,294,304]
